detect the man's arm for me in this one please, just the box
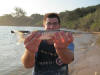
[53,31,74,64]
[21,49,35,68]
[56,48,74,64]
[21,31,41,68]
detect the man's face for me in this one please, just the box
[44,18,60,30]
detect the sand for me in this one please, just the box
[69,34,100,75]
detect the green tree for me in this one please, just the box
[12,7,26,17]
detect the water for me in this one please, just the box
[0,26,95,75]
[0,26,44,75]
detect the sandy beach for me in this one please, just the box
[69,34,100,75]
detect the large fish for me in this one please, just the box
[11,30,100,45]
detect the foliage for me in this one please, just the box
[0,4,100,32]
[12,7,26,17]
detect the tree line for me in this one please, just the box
[0,4,100,31]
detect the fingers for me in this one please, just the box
[53,31,73,44]
[66,32,73,43]
[24,31,37,44]
[24,31,42,53]
[53,31,74,49]
[53,32,61,44]
[60,31,67,43]
[24,32,41,45]
[24,31,41,44]
[25,38,41,52]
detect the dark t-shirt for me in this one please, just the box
[33,40,74,75]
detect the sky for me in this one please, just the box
[0,0,100,16]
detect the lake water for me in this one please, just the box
[0,26,45,75]
[0,26,95,75]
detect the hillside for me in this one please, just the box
[0,4,100,31]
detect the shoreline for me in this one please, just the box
[69,34,100,75]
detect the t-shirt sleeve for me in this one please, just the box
[67,42,74,53]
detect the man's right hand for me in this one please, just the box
[24,31,42,53]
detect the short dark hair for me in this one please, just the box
[43,13,60,25]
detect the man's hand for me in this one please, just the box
[53,31,73,49]
[24,31,42,53]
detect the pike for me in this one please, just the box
[11,30,100,45]
[11,30,100,34]
[11,30,72,42]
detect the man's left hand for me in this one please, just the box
[53,31,73,49]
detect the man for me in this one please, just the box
[21,13,74,75]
